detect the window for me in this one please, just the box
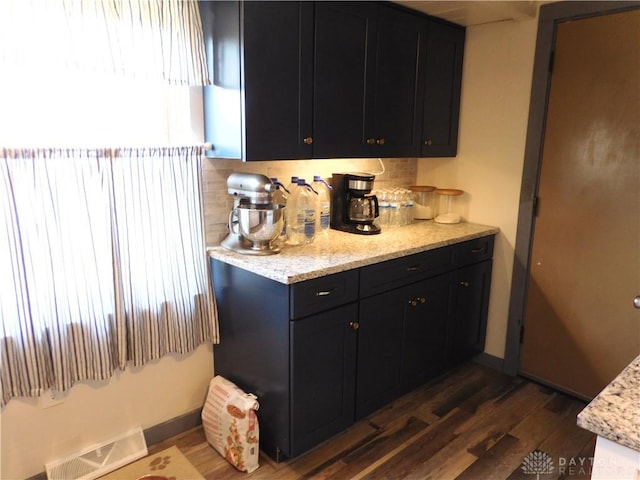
[0,0,217,407]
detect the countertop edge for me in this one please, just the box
[576,355,640,452]
[208,222,499,285]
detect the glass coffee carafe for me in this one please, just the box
[349,195,379,223]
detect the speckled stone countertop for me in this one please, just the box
[577,355,640,452]
[207,221,499,284]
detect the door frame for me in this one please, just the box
[503,0,640,376]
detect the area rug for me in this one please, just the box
[99,446,204,480]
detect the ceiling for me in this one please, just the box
[393,1,541,26]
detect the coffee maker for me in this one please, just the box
[330,172,381,235]
[221,172,285,255]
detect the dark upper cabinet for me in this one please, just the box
[420,20,465,157]
[313,3,426,158]
[200,1,464,159]
[367,5,426,157]
[200,1,313,160]
[312,2,377,158]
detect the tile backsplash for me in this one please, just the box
[202,157,418,245]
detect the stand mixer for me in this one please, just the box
[221,172,285,255]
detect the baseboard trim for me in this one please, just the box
[473,352,505,372]
[25,409,203,480]
[143,408,203,446]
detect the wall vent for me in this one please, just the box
[45,427,147,480]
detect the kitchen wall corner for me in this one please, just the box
[417,14,539,361]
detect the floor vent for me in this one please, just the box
[45,427,147,480]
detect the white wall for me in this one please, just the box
[1,344,213,479]
[417,16,539,359]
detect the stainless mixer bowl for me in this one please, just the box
[238,204,285,249]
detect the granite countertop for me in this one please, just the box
[207,221,499,284]
[577,355,640,452]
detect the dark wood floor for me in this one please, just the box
[149,362,596,480]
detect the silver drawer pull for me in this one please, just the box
[407,265,422,272]
[315,288,336,297]
[471,247,484,253]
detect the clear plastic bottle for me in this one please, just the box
[270,178,289,245]
[405,189,415,224]
[286,178,316,245]
[388,190,400,226]
[288,176,299,195]
[313,175,331,239]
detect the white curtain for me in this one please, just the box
[0,147,218,406]
[0,0,210,86]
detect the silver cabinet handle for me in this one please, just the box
[634,295,640,309]
[315,288,336,297]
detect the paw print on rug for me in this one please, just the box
[148,454,171,470]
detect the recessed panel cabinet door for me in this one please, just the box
[312,2,377,158]
[290,303,358,457]
[420,20,465,157]
[449,260,492,365]
[356,288,404,420]
[243,2,313,160]
[200,1,313,160]
[369,6,425,157]
[402,275,451,390]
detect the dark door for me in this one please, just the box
[420,20,465,157]
[449,260,492,365]
[367,5,425,157]
[290,303,358,456]
[243,2,313,160]
[356,288,404,420]
[519,9,640,399]
[402,275,451,390]
[312,2,377,158]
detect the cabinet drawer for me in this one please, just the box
[456,235,495,266]
[360,246,455,298]
[290,270,359,320]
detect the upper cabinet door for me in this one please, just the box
[368,6,426,158]
[312,2,377,158]
[244,2,314,160]
[201,1,313,161]
[421,21,465,157]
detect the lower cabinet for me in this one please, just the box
[401,274,452,392]
[290,303,358,457]
[357,288,404,419]
[449,260,493,365]
[211,235,494,461]
[356,273,452,419]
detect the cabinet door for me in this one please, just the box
[290,303,358,457]
[449,260,492,365]
[402,274,452,391]
[368,6,425,157]
[243,1,313,160]
[312,2,377,158]
[356,288,404,420]
[420,20,465,157]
